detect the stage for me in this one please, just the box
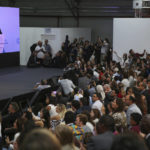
[0,66,63,100]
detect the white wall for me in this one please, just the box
[113,18,150,60]
[20,27,91,65]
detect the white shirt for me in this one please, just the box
[86,122,94,132]
[48,104,58,117]
[126,103,142,125]
[92,100,103,115]
[58,79,75,95]
[74,93,83,101]
[93,71,99,79]
[35,45,46,59]
[121,78,130,92]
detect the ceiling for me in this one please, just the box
[0,0,149,17]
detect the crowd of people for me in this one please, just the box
[27,36,111,68]
[1,36,150,150]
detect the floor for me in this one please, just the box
[0,66,63,100]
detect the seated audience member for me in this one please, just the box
[79,97,91,113]
[87,115,115,150]
[82,111,95,133]
[22,110,45,128]
[40,108,51,129]
[92,93,104,115]
[111,98,127,133]
[55,125,79,150]
[90,109,101,124]
[51,51,62,68]
[2,102,20,142]
[45,96,60,130]
[64,111,84,142]
[75,114,91,133]
[4,118,24,150]
[71,100,81,118]
[22,111,33,122]
[111,132,148,150]
[140,114,150,150]
[133,89,148,115]
[51,104,66,121]
[18,120,36,148]
[19,128,61,150]
[125,95,142,126]
[129,112,142,134]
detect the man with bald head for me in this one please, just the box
[140,114,150,149]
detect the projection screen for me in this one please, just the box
[0,7,20,53]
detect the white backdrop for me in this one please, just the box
[20,27,91,65]
[113,18,150,61]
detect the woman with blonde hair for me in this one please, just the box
[51,104,67,121]
[55,125,79,150]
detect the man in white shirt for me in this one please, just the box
[35,41,46,62]
[92,93,104,115]
[125,94,142,126]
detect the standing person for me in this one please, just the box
[87,115,115,150]
[44,39,52,57]
[75,114,91,133]
[95,37,103,64]
[55,125,80,150]
[130,113,142,134]
[101,39,109,65]
[92,93,105,115]
[140,114,150,150]
[58,74,76,96]
[2,102,20,142]
[111,98,127,133]
[35,41,46,65]
[125,95,142,126]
